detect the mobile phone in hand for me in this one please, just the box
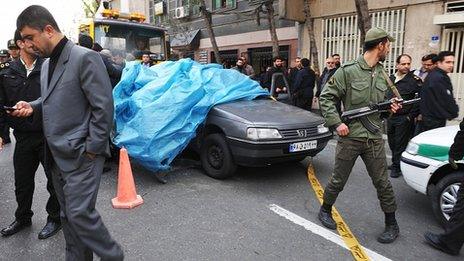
[3,106,17,111]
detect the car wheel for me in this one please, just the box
[431,172,462,226]
[200,133,237,179]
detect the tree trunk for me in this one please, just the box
[354,0,371,44]
[303,0,320,77]
[265,1,280,57]
[199,0,222,64]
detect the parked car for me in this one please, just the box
[401,125,462,225]
[191,97,332,179]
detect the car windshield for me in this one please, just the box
[94,22,165,61]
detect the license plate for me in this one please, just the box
[289,140,317,152]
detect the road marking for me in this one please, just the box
[307,164,371,261]
[269,204,392,261]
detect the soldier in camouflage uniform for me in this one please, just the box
[318,27,401,244]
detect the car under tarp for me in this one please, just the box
[112,59,269,172]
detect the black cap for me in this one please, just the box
[0,49,9,57]
[7,39,18,49]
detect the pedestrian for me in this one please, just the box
[315,57,341,111]
[232,58,247,74]
[0,29,61,239]
[318,27,402,243]
[0,47,12,145]
[292,58,315,110]
[418,51,459,133]
[386,54,422,178]
[78,34,122,88]
[288,56,302,87]
[13,5,123,260]
[7,39,20,61]
[424,117,464,256]
[332,53,341,68]
[413,53,437,81]
[263,56,289,95]
[239,55,255,77]
[0,49,10,63]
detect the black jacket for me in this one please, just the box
[293,67,316,98]
[420,68,459,120]
[449,117,464,160]
[387,71,422,118]
[316,67,337,97]
[0,58,43,137]
[100,54,122,88]
[263,66,289,91]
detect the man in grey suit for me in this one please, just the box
[12,5,123,261]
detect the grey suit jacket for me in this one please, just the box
[31,40,113,172]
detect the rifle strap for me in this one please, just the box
[381,70,402,100]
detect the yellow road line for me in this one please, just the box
[307,163,370,261]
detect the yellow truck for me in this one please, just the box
[78,9,167,62]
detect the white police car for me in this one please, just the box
[401,125,462,225]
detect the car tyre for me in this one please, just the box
[200,133,237,179]
[431,171,462,226]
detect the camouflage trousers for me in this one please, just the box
[323,137,397,213]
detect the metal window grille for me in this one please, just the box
[445,0,464,13]
[321,9,406,74]
[442,28,464,118]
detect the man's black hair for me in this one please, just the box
[14,29,22,43]
[422,53,437,62]
[331,53,340,57]
[273,56,283,62]
[363,37,388,52]
[300,58,310,67]
[436,51,454,63]
[396,54,411,64]
[78,34,93,49]
[16,5,61,32]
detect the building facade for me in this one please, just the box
[147,0,300,75]
[282,0,464,119]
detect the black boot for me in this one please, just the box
[390,169,402,178]
[318,207,337,230]
[377,222,400,243]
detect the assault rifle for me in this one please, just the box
[341,97,421,133]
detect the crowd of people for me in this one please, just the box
[230,44,460,181]
[230,28,463,255]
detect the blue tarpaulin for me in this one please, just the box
[112,59,269,172]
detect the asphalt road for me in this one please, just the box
[0,137,461,261]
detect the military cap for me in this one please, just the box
[0,49,9,57]
[7,39,18,49]
[365,27,395,43]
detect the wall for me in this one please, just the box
[403,2,443,68]
[297,0,444,70]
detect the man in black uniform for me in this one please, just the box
[387,54,421,178]
[7,39,20,61]
[0,30,61,239]
[419,51,459,132]
[0,49,10,63]
[424,117,464,256]
[0,48,12,144]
